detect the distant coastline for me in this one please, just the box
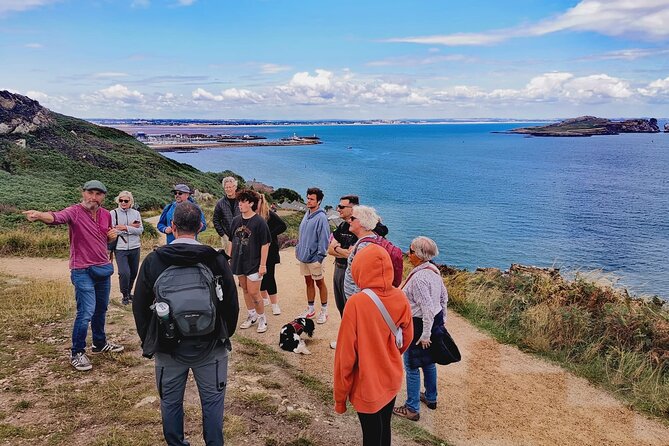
[150,138,321,152]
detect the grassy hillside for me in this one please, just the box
[0,113,230,226]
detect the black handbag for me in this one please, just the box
[429,326,461,365]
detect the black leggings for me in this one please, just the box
[357,397,395,446]
[260,262,277,295]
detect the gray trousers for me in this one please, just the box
[155,345,229,446]
[114,248,140,296]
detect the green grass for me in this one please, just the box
[444,268,669,419]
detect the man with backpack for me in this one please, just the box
[133,201,239,446]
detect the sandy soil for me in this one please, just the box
[2,247,668,445]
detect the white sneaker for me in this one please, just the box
[298,307,316,319]
[240,315,257,329]
[256,316,268,333]
[263,298,270,306]
[272,303,281,315]
[329,341,337,350]
[316,309,328,324]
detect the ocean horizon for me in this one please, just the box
[149,122,669,300]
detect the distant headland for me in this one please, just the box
[507,116,667,137]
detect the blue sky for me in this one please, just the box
[2,0,669,119]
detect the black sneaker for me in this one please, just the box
[420,392,437,410]
[91,342,124,354]
[121,295,131,305]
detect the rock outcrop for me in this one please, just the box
[0,90,54,135]
[665,123,669,133]
[510,116,661,137]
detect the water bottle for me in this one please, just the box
[155,302,176,339]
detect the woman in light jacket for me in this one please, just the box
[334,243,413,446]
[111,191,143,305]
[393,236,448,421]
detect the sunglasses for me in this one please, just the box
[337,204,352,210]
[119,199,130,203]
[174,191,186,196]
[409,247,415,255]
[349,216,357,221]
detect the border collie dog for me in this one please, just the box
[279,317,315,354]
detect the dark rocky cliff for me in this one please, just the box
[510,116,661,137]
[0,91,55,134]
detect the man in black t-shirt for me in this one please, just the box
[230,189,271,334]
[328,195,359,317]
[328,195,389,318]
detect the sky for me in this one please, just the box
[2,0,669,119]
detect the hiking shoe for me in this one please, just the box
[70,352,92,371]
[91,342,124,354]
[272,304,281,315]
[263,298,270,306]
[256,316,268,333]
[240,315,258,329]
[393,404,419,421]
[316,309,328,324]
[298,308,316,319]
[420,392,437,410]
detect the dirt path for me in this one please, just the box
[2,250,668,445]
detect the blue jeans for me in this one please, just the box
[70,268,111,354]
[155,345,229,446]
[403,350,438,413]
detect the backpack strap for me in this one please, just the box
[362,288,403,349]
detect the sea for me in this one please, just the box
[152,123,669,299]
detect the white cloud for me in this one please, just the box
[260,63,291,74]
[386,0,669,46]
[99,84,143,101]
[93,72,129,79]
[582,47,669,60]
[25,90,50,101]
[192,87,264,103]
[638,76,669,96]
[0,0,60,15]
[367,54,472,67]
[564,74,633,99]
[24,43,44,49]
[176,0,196,5]
[131,0,150,7]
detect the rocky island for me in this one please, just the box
[509,115,662,137]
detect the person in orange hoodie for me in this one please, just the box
[333,243,413,446]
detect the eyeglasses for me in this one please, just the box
[337,204,352,210]
[119,199,130,203]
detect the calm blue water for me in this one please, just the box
[163,123,669,299]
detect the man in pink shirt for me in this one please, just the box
[23,180,125,371]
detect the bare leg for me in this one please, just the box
[304,275,315,304]
[315,278,328,305]
[245,278,264,315]
[238,276,254,311]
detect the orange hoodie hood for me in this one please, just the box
[351,243,394,292]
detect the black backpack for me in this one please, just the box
[153,263,222,363]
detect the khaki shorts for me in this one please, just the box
[300,261,324,280]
